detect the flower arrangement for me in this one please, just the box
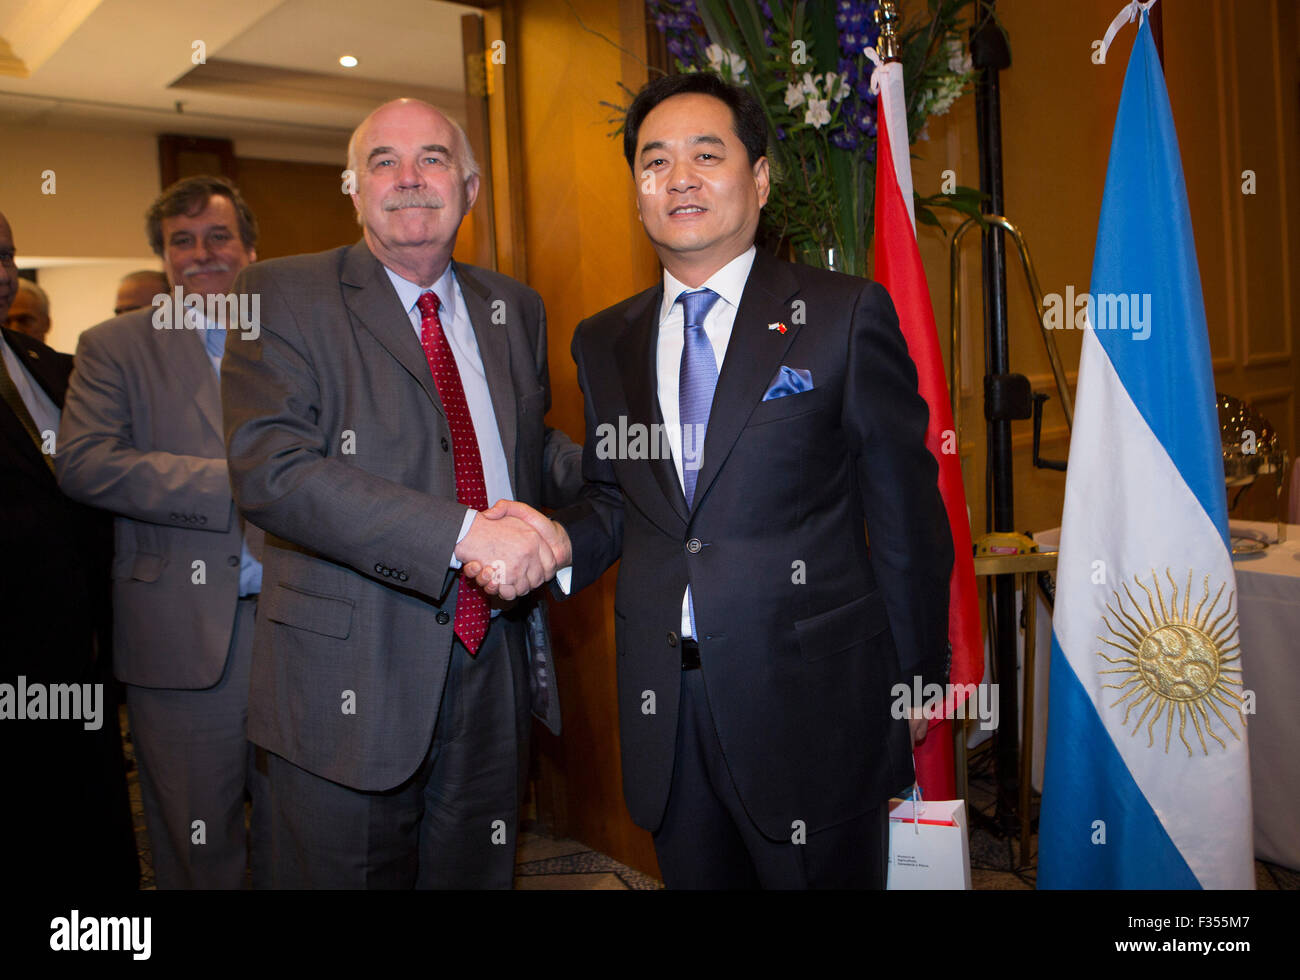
[642,0,992,275]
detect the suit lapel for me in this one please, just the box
[454,262,518,491]
[690,251,802,514]
[341,240,446,420]
[614,283,690,529]
[3,329,70,405]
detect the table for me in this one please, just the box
[1006,523,1300,870]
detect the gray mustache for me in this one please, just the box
[182,263,230,277]
[383,192,443,211]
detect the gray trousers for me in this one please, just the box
[126,595,269,889]
[263,623,531,889]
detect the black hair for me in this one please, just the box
[146,175,258,256]
[623,72,768,170]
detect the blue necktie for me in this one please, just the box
[678,287,719,641]
[678,287,720,508]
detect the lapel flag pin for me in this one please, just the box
[767,322,787,334]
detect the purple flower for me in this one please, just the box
[831,129,861,150]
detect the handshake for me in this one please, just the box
[455,500,572,601]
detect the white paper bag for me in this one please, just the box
[886,798,972,889]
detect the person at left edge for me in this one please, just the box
[221,98,582,888]
[56,177,269,889]
[0,211,138,888]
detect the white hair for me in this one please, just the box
[346,100,480,183]
[16,277,49,315]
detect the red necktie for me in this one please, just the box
[417,291,489,654]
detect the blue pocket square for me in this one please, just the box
[762,365,814,401]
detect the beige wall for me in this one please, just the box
[34,261,162,354]
[0,125,160,259]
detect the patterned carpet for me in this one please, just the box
[119,707,1297,890]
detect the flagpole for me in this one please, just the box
[1148,0,1164,65]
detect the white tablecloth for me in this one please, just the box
[978,523,1300,870]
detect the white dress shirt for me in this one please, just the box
[658,246,756,638]
[384,264,513,568]
[1,332,61,446]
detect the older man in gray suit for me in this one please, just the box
[221,98,580,889]
[57,176,269,889]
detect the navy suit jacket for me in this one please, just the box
[555,249,954,839]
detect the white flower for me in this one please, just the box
[946,38,973,76]
[827,71,851,102]
[784,82,806,110]
[705,43,747,79]
[804,98,831,129]
[921,73,967,118]
[800,71,819,97]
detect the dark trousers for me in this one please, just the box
[263,624,531,889]
[652,666,890,889]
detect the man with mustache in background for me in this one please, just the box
[57,177,269,888]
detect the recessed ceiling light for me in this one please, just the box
[339,55,358,68]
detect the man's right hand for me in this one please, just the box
[461,499,571,597]
[454,512,556,602]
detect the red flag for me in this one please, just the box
[872,85,983,801]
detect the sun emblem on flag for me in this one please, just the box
[1096,569,1245,756]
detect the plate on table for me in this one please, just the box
[1231,537,1268,557]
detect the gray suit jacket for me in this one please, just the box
[221,241,581,792]
[56,309,264,689]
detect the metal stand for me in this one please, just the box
[964,550,1058,867]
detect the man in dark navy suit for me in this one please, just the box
[474,73,953,888]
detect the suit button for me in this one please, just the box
[436,611,451,625]
[667,631,678,648]
[169,512,179,521]
[374,563,384,573]
[441,437,450,452]
[227,555,239,567]
[398,572,408,582]
[199,515,207,525]
[686,538,702,554]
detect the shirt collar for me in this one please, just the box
[659,245,757,325]
[384,262,457,317]
[200,320,226,360]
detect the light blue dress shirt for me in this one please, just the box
[383,264,514,570]
[200,323,262,597]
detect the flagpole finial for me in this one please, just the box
[875,0,901,63]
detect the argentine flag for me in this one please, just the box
[1038,8,1253,889]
